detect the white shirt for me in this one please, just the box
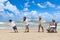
[8,21,16,27]
[50,25,55,27]
[24,19,29,25]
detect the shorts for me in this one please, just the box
[13,26,17,30]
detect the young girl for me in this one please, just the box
[8,19,18,33]
[23,17,29,32]
[38,17,44,32]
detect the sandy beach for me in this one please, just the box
[0,29,60,40]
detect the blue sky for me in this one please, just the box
[0,0,60,22]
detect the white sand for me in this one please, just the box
[0,29,60,40]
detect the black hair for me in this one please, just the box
[23,16,26,21]
[9,19,12,22]
[52,19,55,22]
[39,17,41,21]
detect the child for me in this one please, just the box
[8,19,18,33]
[23,17,29,32]
[38,17,44,32]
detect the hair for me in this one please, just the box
[52,19,55,22]
[51,19,56,25]
[23,16,26,21]
[39,17,41,21]
[9,19,12,22]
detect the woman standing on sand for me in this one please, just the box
[38,17,44,32]
[23,16,29,32]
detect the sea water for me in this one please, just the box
[0,22,60,29]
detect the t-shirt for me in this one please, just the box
[24,19,29,25]
[39,20,43,25]
[8,21,16,27]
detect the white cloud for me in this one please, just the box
[0,11,14,18]
[44,12,53,18]
[53,12,60,21]
[0,0,60,21]
[23,8,29,12]
[0,12,8,18]
[7,12,14,17]
[37,3,46,8]
[38,12,54,21]
[0,0,20,18]
[24,13,28,16]
[30,11,37,15]
[46,1,56,8]
[32,0,35,4]
[39,12,53,18]
[23,12,29,16]
[54,12,60,18]
[5,1,16,11]
[46,1,60,10]
[56,6,60,9]
[32,1,34,3]
[32,0,36,5]
[24,2,30,7]
[29,11,39,18]
[36,1,60,10]
[0,0,7,3]
[37,1,56,8]
[38,11,60,22]
[0,3,5,11]
[0,0,7,17]
[5,1,20,15]
[22,10,39,19]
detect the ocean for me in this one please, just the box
[0,22,60,29]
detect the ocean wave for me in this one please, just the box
[0,22,5,24]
